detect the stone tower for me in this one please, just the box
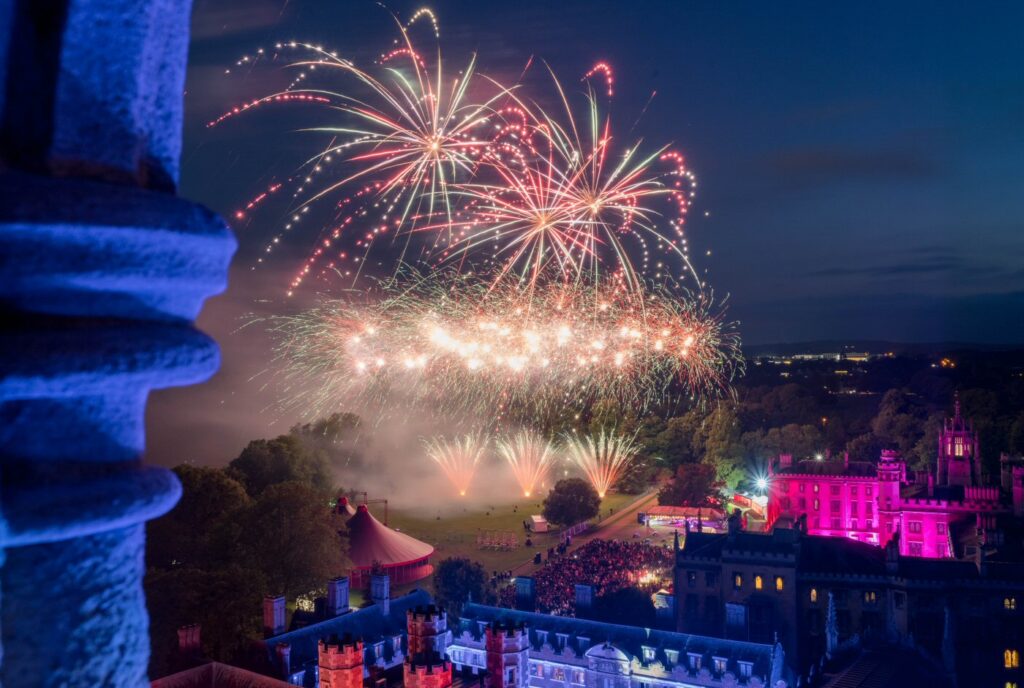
[0,1,234,684]
[937,395,981,487]
[407,605,449,656]
[403,653,453,688]
[484,622,530,688]
[876,449,905,547]
[320,634,365,688]
[371,571,391,615]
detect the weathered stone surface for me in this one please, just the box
[0,173,235,322]
[2,526,151,687]
[0,1,233,684]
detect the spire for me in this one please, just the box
[825,591,838,658]
[941,602,955,676]
[954,391,961,422]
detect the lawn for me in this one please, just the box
[383,491,642,595]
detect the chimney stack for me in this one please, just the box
[328,576,351,617]
[574,584,595,617]
[371,572,391,616]
[276,643,292,679]
[263,595,287,637]
[177,623,201,656]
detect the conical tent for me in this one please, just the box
[345,504,434,585]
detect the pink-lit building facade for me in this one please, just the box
[766,399,1024,559]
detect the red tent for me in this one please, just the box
[345,504,434,586]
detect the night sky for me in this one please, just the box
[148,0,1024,467]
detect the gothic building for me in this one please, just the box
[766,398,1024,559]
[241,574,790,688]
[674,521,1024,687]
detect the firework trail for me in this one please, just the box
[424,434,488,496]
[563,430,640,498]
[496,430,556,497]
[212,8,702,300]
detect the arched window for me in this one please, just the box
[810,588,818,603]
[754,575,763,590]
[1005,597,1017,611]
[1005,649,1020,669]
[775,576,784,592]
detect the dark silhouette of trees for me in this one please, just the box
[543,478,601,526]
[432,557,487,617]
[227,433,332,496]
[658,463,722,507]
[593,587,656,627]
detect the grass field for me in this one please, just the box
[382,492,643,595]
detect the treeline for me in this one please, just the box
[576,352,1024,504]
[146,418,354,677]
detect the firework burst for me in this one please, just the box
[264,269,741,419]
[496,430,556,497]
[213,8,703,300]
[563,430,639,498]
[424,434,488,496]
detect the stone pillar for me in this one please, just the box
[0,1,235,686]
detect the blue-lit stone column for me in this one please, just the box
[0,1,235,686]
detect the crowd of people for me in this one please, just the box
[499,539,673,615]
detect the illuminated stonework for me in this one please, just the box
[766,398,1021,559]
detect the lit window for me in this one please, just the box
[810,588,818,603]
[1005,649,1020,669]
[1005,597,1017,611]
[775,576,784,592]
[863,591,877,605]
[733,573,743,589]
[713,657,727,674]
[814,499,820,510]
[755,575,763,590]
[814,484,820,493]
[688,653,702,670]
[1005,682,1018,688]
[643,646,656,661]
[937,522,946,535]
[866,487,872,497]
[909,521,922,534]
[739,661,753,678]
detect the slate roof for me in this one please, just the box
[152,662,295,688]
[264,589,432,672]
[456,603,779,681]
[681,530,801,560]
[774,460,877,477]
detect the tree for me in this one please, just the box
[432,557,487,617]
[542,478,601,526]
[146,565,265,679]
[650,409,704,469]
[1010,411,1024,456]
[701,406,745,490]
[593,587,656,627]
[658,463,722,507]
[291,412,367,469]
[238,481,348,597]
[147,465,251,570]
[227,434,332,496]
